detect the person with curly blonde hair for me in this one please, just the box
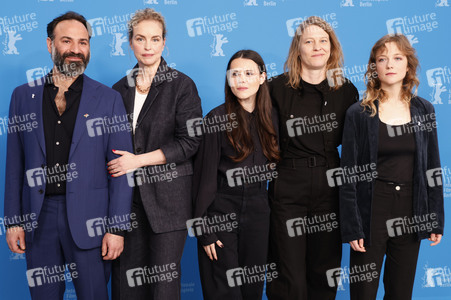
[340,34,444,300]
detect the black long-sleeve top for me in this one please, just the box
[192,104,278,245]
[269,74,359,167]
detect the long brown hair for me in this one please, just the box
[362,34,420,116]
[284,16,344,90]
[225,50,280,163]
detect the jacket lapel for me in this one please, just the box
[123,84,135,124]
[31,84,46,156]
[135,58,169,127]
[409,97,422,172]
[136,86,159,127]
[69,75,98,159]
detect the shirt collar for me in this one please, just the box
[44,71,84,92]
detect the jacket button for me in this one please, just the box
[38,189,44,194]
[290,115,294,118]
[136,148,142,153]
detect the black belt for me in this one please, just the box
[376,178,413,186]
[279,156,328,168]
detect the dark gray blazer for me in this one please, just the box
[339,96,444,245]
[113,58,202,233]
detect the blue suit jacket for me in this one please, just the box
[4,74,133,249]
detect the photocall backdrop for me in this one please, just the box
[0,0,450,299]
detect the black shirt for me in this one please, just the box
[377,119,415,183]
[198,104,273,191]
[192,104,278,244]
[42,73,83,195]
[284,79,326,159]
[269,74,359,168]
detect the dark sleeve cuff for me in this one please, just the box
[197,232,219,246]
[107,228,126,237]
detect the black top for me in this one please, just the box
[339,97,444,244]
[42,73,83,195]
[377,119,415,183]
[268,73,359,168]
[285,79,326,159]
[192,104,278,245]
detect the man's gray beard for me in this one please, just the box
[51,44,90,78]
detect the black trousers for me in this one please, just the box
[198,183,270,300]
[266,159,342,300]
[112,188,187,300]
[350,180,420,300]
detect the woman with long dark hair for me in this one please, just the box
[266,16,359,300]
[340,34,444,299]
[192,49,279,300]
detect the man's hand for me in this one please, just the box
[6,226,26,254]
[101,233,124,260]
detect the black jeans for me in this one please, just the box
[350,180,420,300]
[267,159,342,300]
[198,182,270,300]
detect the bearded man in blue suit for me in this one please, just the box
[4,11,133,300]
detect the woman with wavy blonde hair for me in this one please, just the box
[340,34,444,299]
[267,16,358,300]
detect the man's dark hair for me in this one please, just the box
[47,11,91,40]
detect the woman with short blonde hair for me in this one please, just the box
[267,16,359,300]
[108,8,202,300]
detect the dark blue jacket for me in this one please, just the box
[4,74,134,249]
[339,96,444,245]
